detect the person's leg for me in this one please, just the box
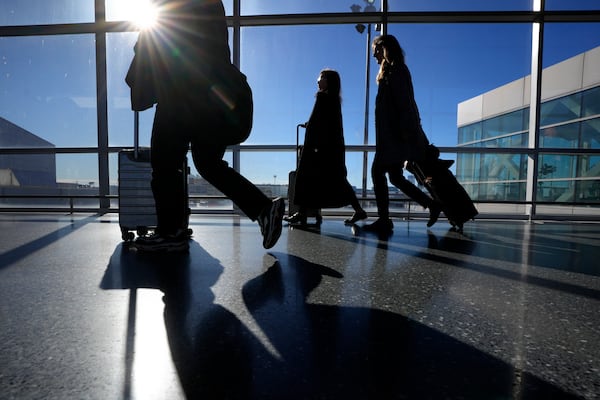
[134,104,190,252]
[150,104,190,236]
[363,158,393,232]
[343,180,367,225]
[191,139,284,249]
[371,158,390,220]
[388,166,432,209]
[388,165,441,227]
[191,143,270,220]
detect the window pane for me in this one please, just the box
[240,151,295,192]
[582,86,600,118]
[458,123,483,145]
[582,118,600,149]
[0,153,56,187]
[542,24,600,155]
[0,35,98,148]
[482,110,528,139]
[389,0,532,11]
[537,154,600,203]
[540,93,582,126]
[540,123,580,148]
[543,23,600,69]
[545,0,600,11]
[0,0,94,26]
[241,1,364,15]
[242,25,369,146]
[391,24,531,148]
[0,153,98,207]
[457,152,527,201]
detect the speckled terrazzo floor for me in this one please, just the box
[0,213,599,399]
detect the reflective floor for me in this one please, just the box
[0,213,599,400]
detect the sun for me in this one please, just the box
[125,0,159,29]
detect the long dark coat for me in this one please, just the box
[374,62,429,165]
[294,91,353,209]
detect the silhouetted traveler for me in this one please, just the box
[364,35,441,234]
[128,0,284,252]
[284,69,367,226]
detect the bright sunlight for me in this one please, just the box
[122,0,159,29]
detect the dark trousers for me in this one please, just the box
[371,157,433,219]
[150,102,270,235]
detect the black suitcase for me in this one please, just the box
[287,123,322,225]
[118,111,192,242]
[408,153,478,232]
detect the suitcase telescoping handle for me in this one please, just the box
[296,123,306,170]
[134,110,140,160]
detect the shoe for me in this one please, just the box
[363,218,394,233]
[427,201,442,227]
[344,210,368,225]
[283,212,307,225]
[258,197,285,249]
[134,230,190,252]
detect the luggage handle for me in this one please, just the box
[296,123,306,169]
[134,110,140,160]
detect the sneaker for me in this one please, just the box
[134,230,190,253]
[427,201,442,228]
[258,197,285,249]
[363,218,394,233]
[344,210,368,225]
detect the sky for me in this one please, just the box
[0,0,599,186]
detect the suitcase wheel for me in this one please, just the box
[121,229,135,242]
[137,227,149,237]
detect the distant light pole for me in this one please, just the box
[351,0,377,199]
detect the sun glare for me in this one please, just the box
[127,0,159,29]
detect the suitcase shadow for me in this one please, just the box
[240,251,580,399]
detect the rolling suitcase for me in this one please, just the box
[287,123,322,225]
[118,111,192,242]
[407,147,478,232]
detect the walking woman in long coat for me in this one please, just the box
[285,69,367,226]
[363,35,441,233]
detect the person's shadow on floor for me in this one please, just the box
[101,243,278,399]
[242,251,583,400]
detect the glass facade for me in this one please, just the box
[1,1,599,219]
[457,56,600,205]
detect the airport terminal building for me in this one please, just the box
[456,46,600,205]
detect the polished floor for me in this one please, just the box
[0,212,599,400]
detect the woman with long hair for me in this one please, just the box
[363,35,441,233]
[285,69,367,226]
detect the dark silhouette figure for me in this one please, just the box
[128,0,284,252]
[285,69,367,226]
[364,34,441,234]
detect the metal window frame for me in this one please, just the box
[1,2,600,218]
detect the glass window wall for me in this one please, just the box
[0,35,98,148]
[1,1,599,218]
[0,0,94,26]
[387,23,532,148]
